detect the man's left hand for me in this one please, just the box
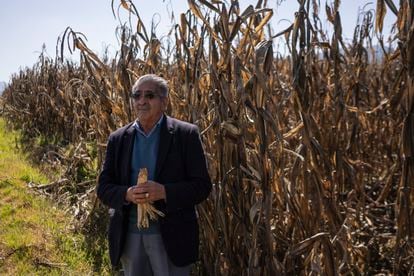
[135,181,166,203]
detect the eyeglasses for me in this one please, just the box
[131,91,159,100]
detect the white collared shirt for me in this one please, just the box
[132,115,164,138]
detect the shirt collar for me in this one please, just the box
[133,114,164,137]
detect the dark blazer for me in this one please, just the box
[97,115,212,267]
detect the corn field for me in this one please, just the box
[1,0,413,274]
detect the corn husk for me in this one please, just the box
[136,168,164,229]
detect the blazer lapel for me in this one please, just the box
[121,124,136,185]
[155,115,174,179]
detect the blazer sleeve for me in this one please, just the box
[163,125,212,212]
[97,134,129,210]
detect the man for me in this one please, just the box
[97,74,212,275]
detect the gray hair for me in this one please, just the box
[132,74,169,97]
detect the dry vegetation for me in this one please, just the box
[1,0,413,274]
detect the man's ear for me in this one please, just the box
[161,97,169,111]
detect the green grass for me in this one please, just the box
[0,118,95,275]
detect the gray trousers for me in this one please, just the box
[121,232,191,276]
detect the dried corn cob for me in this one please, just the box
[137,168,164,229]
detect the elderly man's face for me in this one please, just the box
[132,81,167,125]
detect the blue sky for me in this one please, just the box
[0,0,398,82]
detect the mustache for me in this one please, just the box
[136,106,150,110]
